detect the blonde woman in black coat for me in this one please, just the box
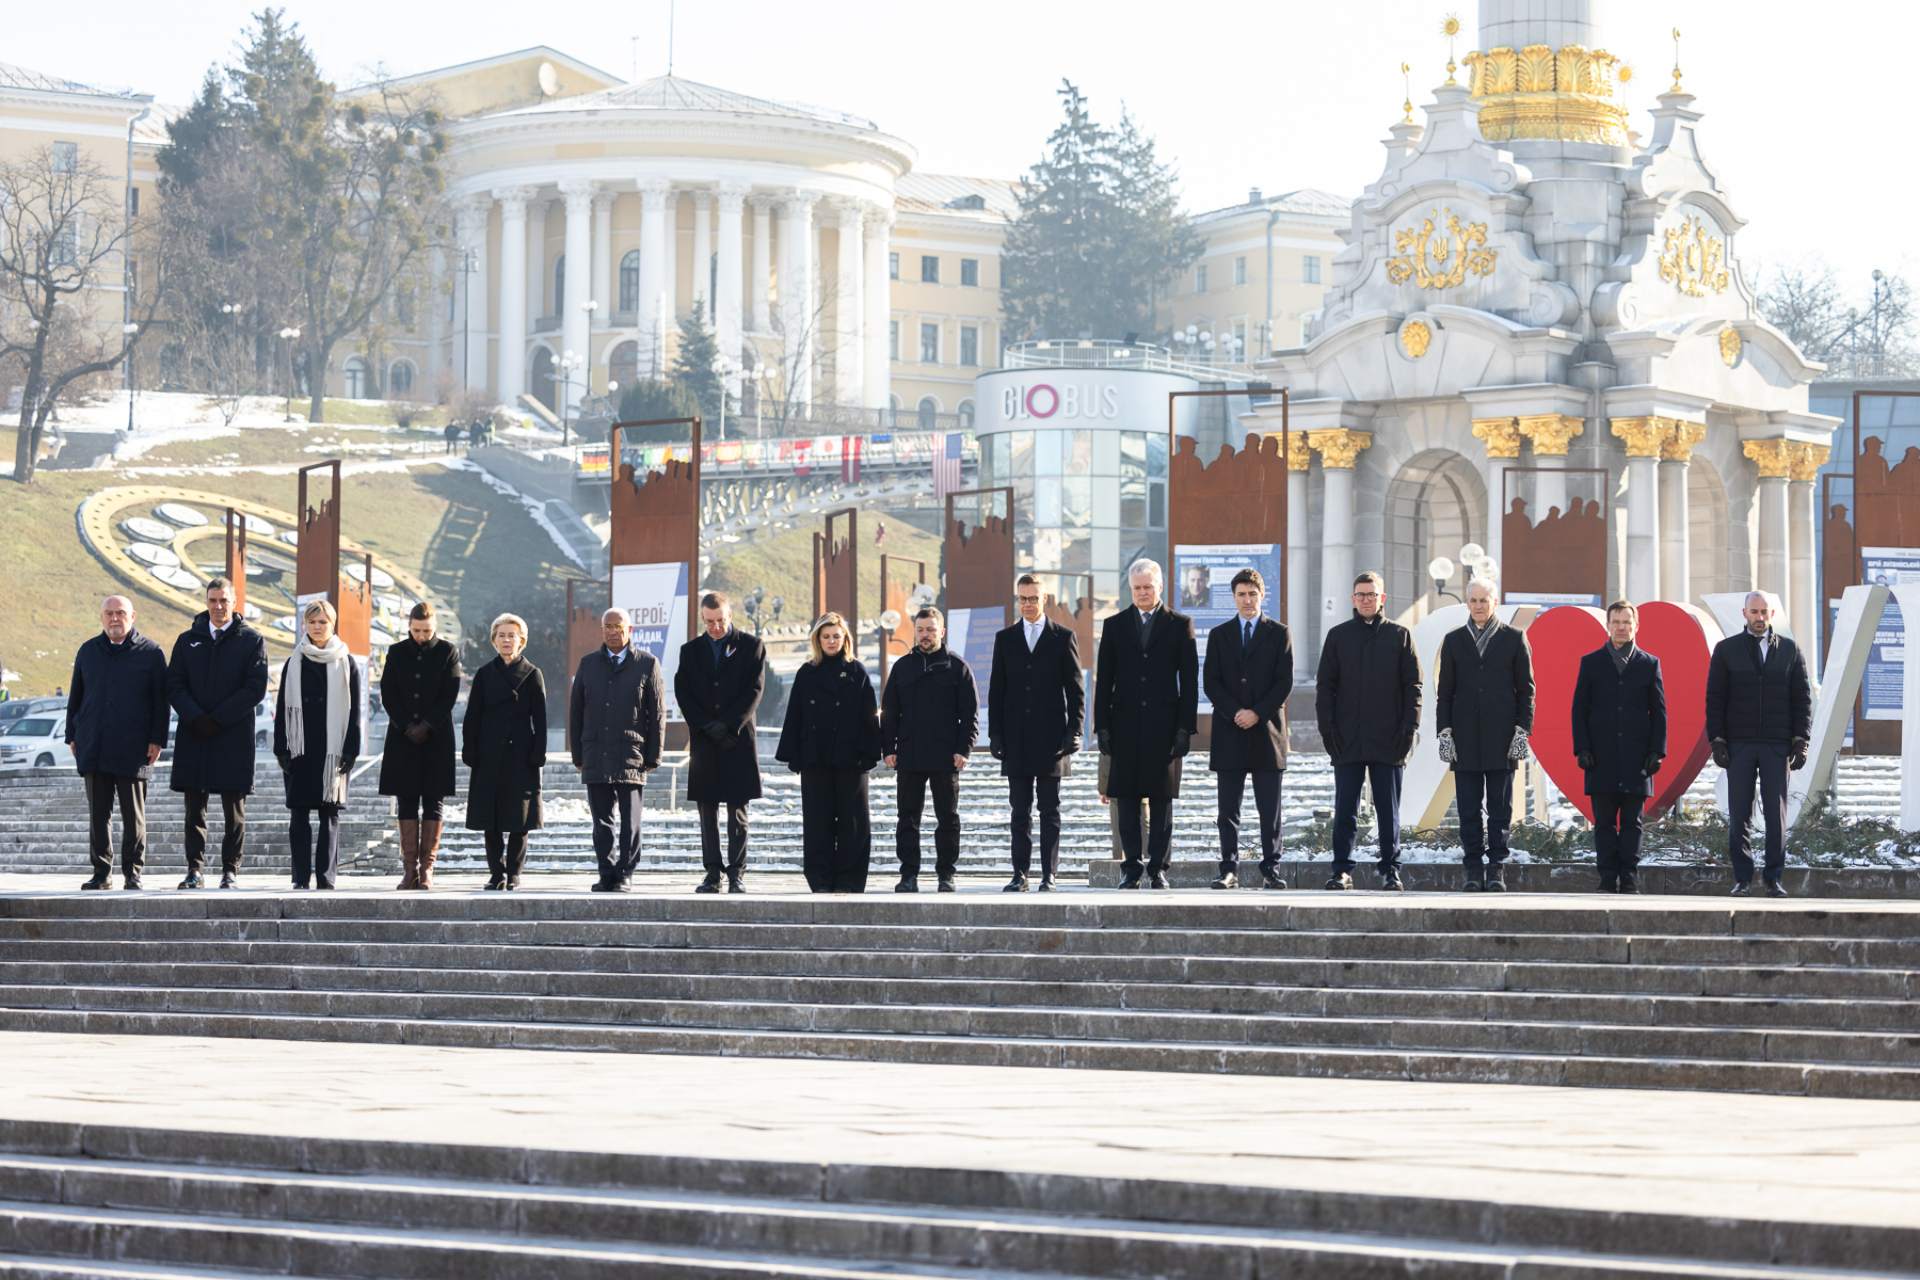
[461,613,546,890]
[775,613,881,893]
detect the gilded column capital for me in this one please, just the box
[1307,428,1373,470]
[1470,416,1522,459]
[1742,438,1797,480]
[1786,442,1831,483]
[1284,431,1312,472]
[1611,416,1670,459]
[1659,419,1707,462]
[1517,412,1584,457]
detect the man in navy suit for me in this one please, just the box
[988,574,1084,891]
[1571,600,1667,893]
[1202,568,1293,889]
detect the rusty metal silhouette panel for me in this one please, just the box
[1501,467,1609,604]
[943,487,1014,627]
[812,508,860,658]
[223,509,248,616]
[294,461,342,606]
[878,553,926,682]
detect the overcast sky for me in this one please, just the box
[15,0,1912,297]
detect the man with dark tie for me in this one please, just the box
[988,573,1084,891]
[675,592,767,893]
[1707,590,1811,897]
[1202,568,1293,889]
[1094,558,1199,889]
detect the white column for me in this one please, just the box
[494,187,532,406]
[749,197,773,334]
[559,180,594,411]
[864,207,892,410]
[660,189,679,328]
[714,184,746,369]
[1320,465,1355,647]
[637,179,670,378]
[592,192,613,328]
[832,199,863,407]
[1756,474,1790,614]
[455,197,489,394]
[1287,451,1311,683]
[1658,457,1691,604]
[1624,455,1660,602]
[526,198,545,326]
[691,190,713,317]
[1789,473,1816,649]
[779,192,818,409]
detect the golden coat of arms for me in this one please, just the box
[1400,319,1433,358]
[1386,208,1498,290]
[1658,215,1730,297]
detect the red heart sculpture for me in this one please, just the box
[1525,602,1719,822]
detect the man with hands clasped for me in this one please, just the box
[1706,590,1811,897]
[1435,579,1534,892]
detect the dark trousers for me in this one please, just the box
[395,794,445,821]
[84,774,146,880]
[183,791,246,875]
[1455,768,1514,867]
[1726,740,1790,883]
[484,829,529,879]
[1591,792,1646,881]
[800,767,870,892]
[1009,774,1062,879]
[896,769,961,880]
[289,806,340,888]
[587,783,644,881]
[699,802,750,876]
[1216,769,1282,874]
[1331,762,1403,871]
[1116,796,1175,875]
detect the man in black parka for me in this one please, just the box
[571,607,666,891]
[1435,579,1534,892]
[166,577,269,889]
[881,607,979,892]
[66,595,170,890]
[1571,600,1668,893]
[1202,567,1293,890]
[1706,590,1812,897]
[988,574,1084,891]
[1315,571,1421,891]
[675,591,767,894]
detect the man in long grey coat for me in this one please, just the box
[571,607,666,891]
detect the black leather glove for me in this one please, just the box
[1096,729,1112,754]
[1710,738,1730,769]
[404,721,431,745]
[338,758,355,776]
[988,738,1004,760]
[275,752,291,772]
[1641,754,1663,777]
[703,721,730,744]
[1789,737,1809,771]
[1576,752,1594,770]
[1057,736,1078,758]
[192,714,220,739]
[1170,729,1191,760]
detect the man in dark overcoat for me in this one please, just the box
[166,577,269,889]
[881,607,979,892]
[1571,600,1668,893]
[67,595,170,890]
[675,591,766,893]
[988,573,1084,891]
[1203,567,1293,890]
[1094,558,1199,889]
[572,607,666,891]
[1315,571,1421,890]
[1706,590,1812,896]
[1435,579,1534,891]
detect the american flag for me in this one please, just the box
[932,431,963,499]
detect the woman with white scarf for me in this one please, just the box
[272,600,362,889]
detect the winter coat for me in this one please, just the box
[1571,645,1668,798]
[1093,606,1199,802]
[569,645,665,785]
[1203,615,1293,774]
[1315,612,1421,766]
[462,656,546,831]
[1705,631,1811,746]
[271,654,363,811]
[165,613,268,795]
[377,636,461,800]
[67,628,169,781]
[775,655,880,772]
[1435,622,1535,773]
[987,618,1083,779]
[880,646,979,774]
[675,628,767,805]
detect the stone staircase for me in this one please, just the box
[1,894,1916,1101]
[0,1115,1912,1279]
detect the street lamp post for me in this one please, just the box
[278,327,302,422]
[558,350,583,447]
[121,323,139,433]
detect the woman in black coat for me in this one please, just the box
[378,602,462,890]
[272,601,362,891]
[461,613,546,890]
[775,612,881,893]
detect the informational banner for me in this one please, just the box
[944,606,997,742]
[1504,590,1603,608]
[611,561,691,723]
[1859,546,1920,721]
[1173,542,1281,715]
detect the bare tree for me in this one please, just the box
[1757,258,1917,377]
[749,285,841,437]
[0,147,165,483]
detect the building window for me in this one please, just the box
[1233,256,1247,286]
[394,287,415,328]
[619,250,640,313]
[129,188,139,216]
[917,396,939,429]
[1194,264,1208,293]
[960,258,979,287]
[889,319,899,360]
[343,356,371,399]
[553,254,567,314]
[51,142,76,173]
[958,398,975,429]
[888,252,899,280]
[959,325,979,367]
[389,360,416,396]
[920,255,940,284]
[920,322,940,364]
[1302,255,1321,284]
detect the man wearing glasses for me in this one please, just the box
[988,574,1084,890]
[1314,571,1421,890]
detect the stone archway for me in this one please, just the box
[1383,449,1487,620]
[1688,456,1732,604]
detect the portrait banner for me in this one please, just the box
[943,606,997,742]
[1173,543,1282,716]
[1859,546,1920,722]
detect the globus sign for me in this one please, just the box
[974,366,1205,436]
[1000,380,1121,421]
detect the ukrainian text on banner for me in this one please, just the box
[1172,542,1282,715]
[944,607,997,742]
[1860,547,1920,721]
[611,561,691,722]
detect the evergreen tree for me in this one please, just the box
[669,300,731,424]
[616,378,700,442]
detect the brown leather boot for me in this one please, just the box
[417,819,441,890]
[396,820,420,890]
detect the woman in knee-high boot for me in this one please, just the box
[378,602,461,889]
[462,613,545,889]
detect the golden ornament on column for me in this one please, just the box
[1284,431,1312,472]
[1471,416,1523,459]
[1741,438,1797,479]
[1307,428,1373,470]
[1461,40,1628,145]
[1610,417,1672,458]
[1399,318,1432,358]
[1517,413,1584,456]
[1659,420,1708,462]
[1786,442,1831,483]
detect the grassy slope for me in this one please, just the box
[129,427,446,469]
[704,516,944,624]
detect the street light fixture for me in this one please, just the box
[558,349,583,447]
[1428,555,1460,604]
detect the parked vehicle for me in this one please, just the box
[0,711,72,771]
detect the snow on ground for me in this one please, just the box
[449,458,590,570]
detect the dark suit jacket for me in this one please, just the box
[1202,615,1292,774]
[988,617,1083,778]
[676,629,767,804]
[1571,645,1667,797]
[1435,622,1534,773]
[1705,630,1811,745]
[1094,606,1198,801]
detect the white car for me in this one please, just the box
[0,710,73,771]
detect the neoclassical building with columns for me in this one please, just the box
[1247,0,1835,679]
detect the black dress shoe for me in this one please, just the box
[290,882,309,891]
[895,877,919,893]
[1003,876,1029,892]
[1461,864,1484,891]
[1484,866,1506,893]
[1618,872,1639,894]
[504,877,521,891]
[1260,869,1287,890]
[1148,871,1171,890]
[614,876,634,893]
[590,879,613,892]
[483,878,506,891]
[727,875,746,894]
[80,876,109,891]
[1598,878,1618,893]
[122,875,143,891]
[1117,872,1142,889]
[218,872,238,889]
[1379,869,1404,891]
[1324,873,1352,891]
[936,878,957,893]
[1210,871,1238,890]
[1765,879,1789,898]
[1037,876,1056,892]
[1731,881,1751,896]
[695,874,723,894]
[177,873,203,891]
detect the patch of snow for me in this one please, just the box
[449,458,589,570]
